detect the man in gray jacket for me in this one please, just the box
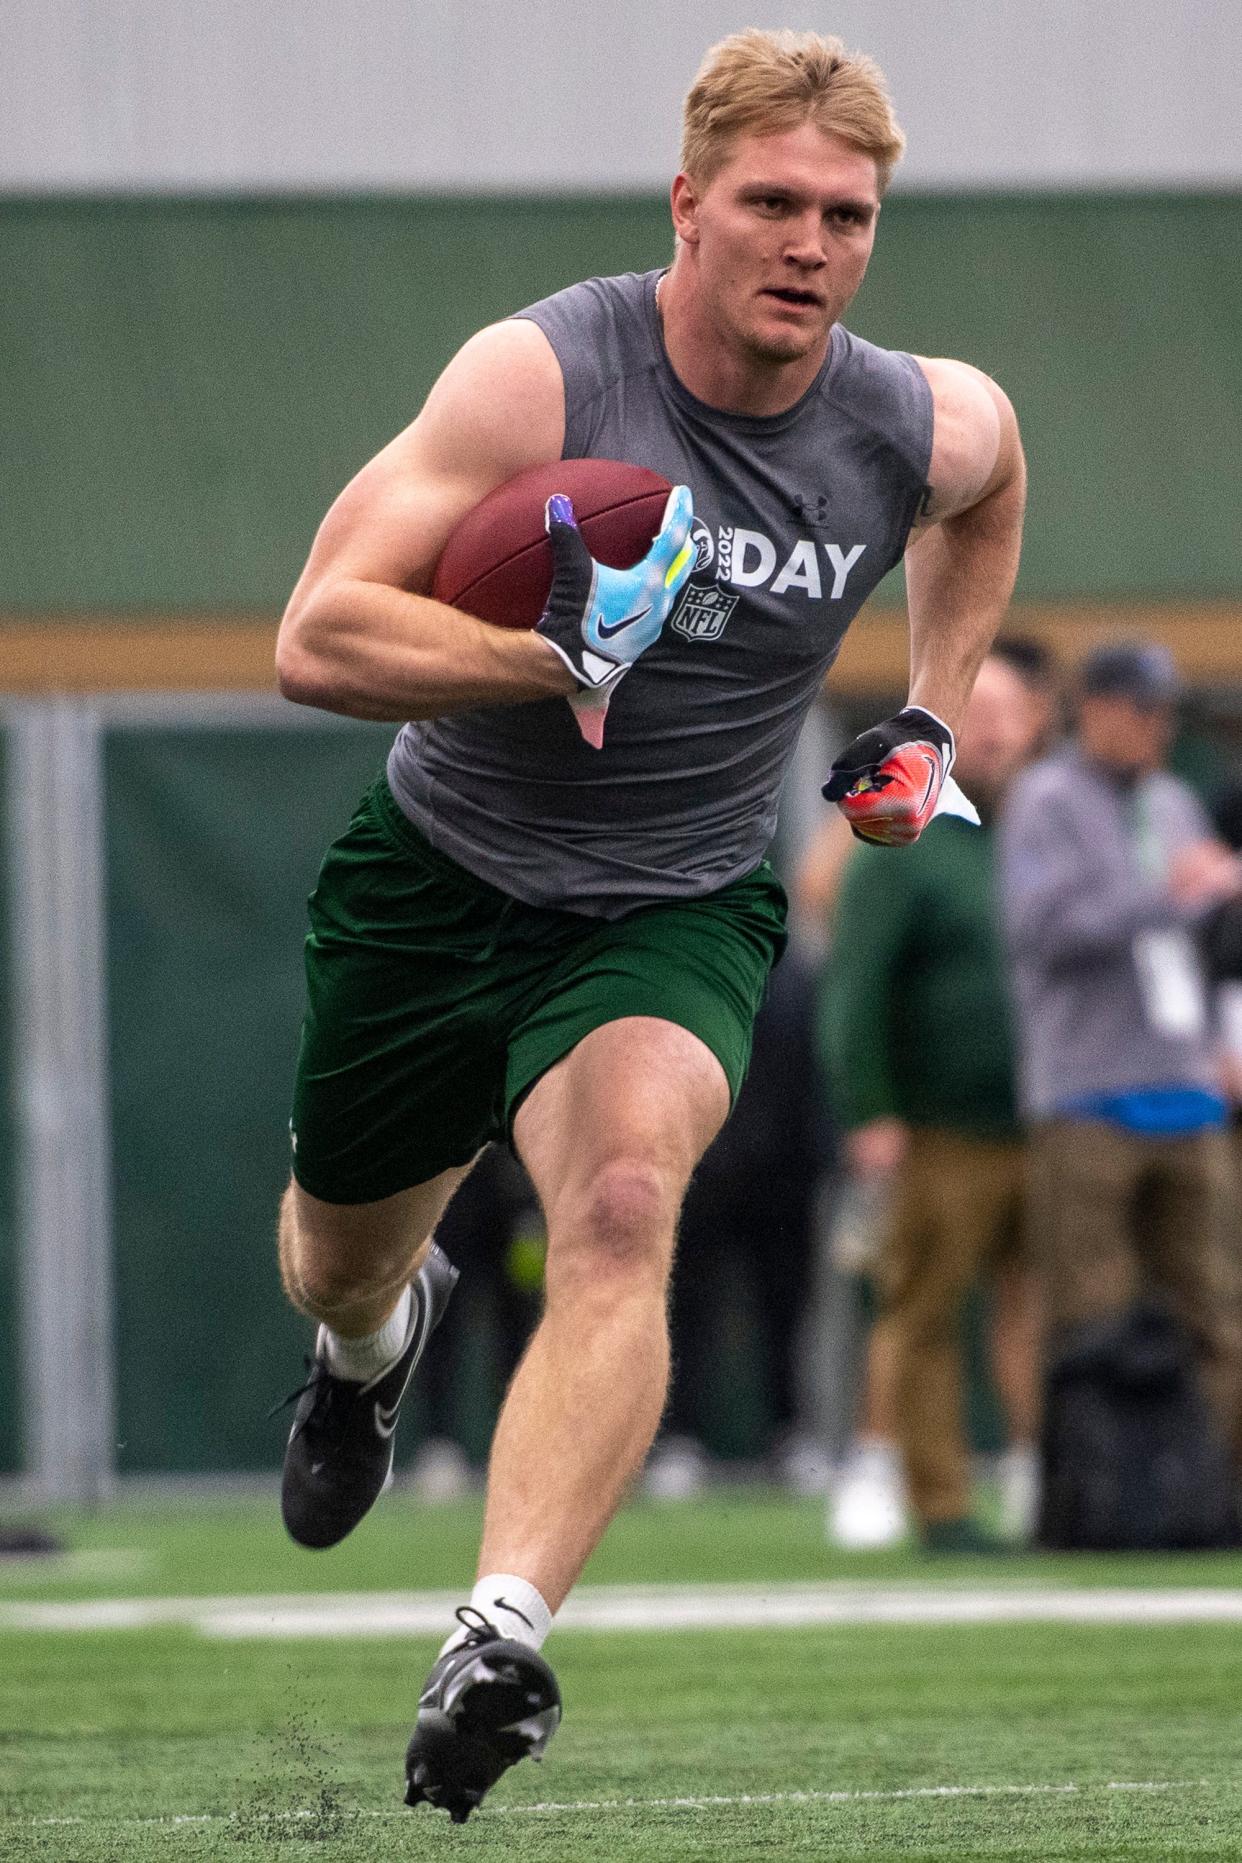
[999,640,1242,1447]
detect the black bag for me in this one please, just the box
[1037,1300,1240,1550]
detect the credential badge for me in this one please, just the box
[670,581,740,643]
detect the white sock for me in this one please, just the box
[439,1574,553,1658]
[322,1284,413,1383]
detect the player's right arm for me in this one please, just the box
[824,361,1025,844]
[276,320,579,722]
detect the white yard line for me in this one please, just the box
[9,1582,1242,1636]
[15,1778,1214,1832]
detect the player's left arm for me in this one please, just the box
[903,356,1027,736]
[823,360,1025,845]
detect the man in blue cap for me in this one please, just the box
[999,639,1242,1466]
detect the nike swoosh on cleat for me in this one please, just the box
[595,604,650,642]
[370,1288,431,1436]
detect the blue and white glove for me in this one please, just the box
[536,485,695,747]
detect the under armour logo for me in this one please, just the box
[792,491,832,527]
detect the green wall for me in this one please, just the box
[0,731,17,1472]
[105,720,391,1470]
[3,192,1240,612]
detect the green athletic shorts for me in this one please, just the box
[290,775,788,1204]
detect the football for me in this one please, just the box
[431,458,674,629]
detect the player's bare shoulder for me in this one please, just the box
[910,357,1023,529]
[411,319,566,487]
[356,318,566,534]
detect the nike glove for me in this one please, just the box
[822,706,956,846]
[536,485,695,748]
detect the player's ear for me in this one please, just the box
[670,173,702,246]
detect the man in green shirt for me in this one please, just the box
[819,644,1052,1549]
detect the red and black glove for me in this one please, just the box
[822,707,956,846]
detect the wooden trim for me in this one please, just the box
[1,603,1241,696]
[0,618,281,695]
[833,602,1242,695]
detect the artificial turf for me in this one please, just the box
[11,1491,1242,1599]
[3,1496,1242,1859]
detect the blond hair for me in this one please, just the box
[680,29,905,195]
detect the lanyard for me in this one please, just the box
[1130,782,1165,882]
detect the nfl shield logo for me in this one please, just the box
[670,582,740,643]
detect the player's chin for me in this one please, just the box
[745,318,825,365]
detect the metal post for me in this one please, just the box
[7,698,116,1502]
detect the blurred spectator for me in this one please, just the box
[1202,777,1242,1110]
[999,640,1242,1469]
[793,808,857,950]
[817,644,1055,1551]
[645,944,836,1497]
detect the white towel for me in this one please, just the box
[933,774,981,826]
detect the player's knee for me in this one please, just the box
[281,1234,410,1324]
[278,1181,419,1319]
[557,1158,675,1283]
[282,1254,353,1322]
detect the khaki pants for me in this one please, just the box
[1028,1119,1242,1456]
[876,1130,1028,1525]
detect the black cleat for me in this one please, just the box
[277,1242,459,1549]
[405,1608,562,1823]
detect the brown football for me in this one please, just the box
[431,458,674,628]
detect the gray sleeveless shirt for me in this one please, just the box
[387,268,932,917]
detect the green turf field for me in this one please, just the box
[4,1494,1242,1860]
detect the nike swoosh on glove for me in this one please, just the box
[536,485,695,747]
[822,706,956,846]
